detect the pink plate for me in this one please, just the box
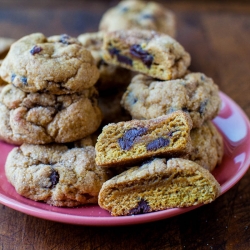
[0,92,250,226]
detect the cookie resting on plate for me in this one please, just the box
[5,144,112,207]
[98,158,221,216]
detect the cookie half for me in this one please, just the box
[102,29,190,80]
[98,158,221,216]
[121,73,221,128]
[0,33,99,94]
[5,144,112,207]
[95,111,193,167]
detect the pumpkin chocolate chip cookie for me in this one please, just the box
[5,144,112,207]
[0,84,102,144]
[102,29,190,80]
[121,73,221,128]
[0,33,99,94]
[98,158,220,216]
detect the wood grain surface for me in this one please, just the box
[0,1,250,249]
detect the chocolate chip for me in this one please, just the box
[127,92,138,105]
[30,45,42,55]
[129,199,150,215]
[140,14,155,20]
[120,6,129,12]
[49,169,59,188]
[199,100,208,114]
[146,137,170,151]
[130,44,154,68]
[118,127,148,150]
[20,76,28,85]
[117,54,133,66]
[108,47,120,56]
[59,34,71,45]
[11,73,16,83]
[200,74,206,81]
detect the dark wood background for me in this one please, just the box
[0,1,250,249]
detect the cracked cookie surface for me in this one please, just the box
[0,84,102,144]
[99,0,176,37]
[98,158,220,216]
[121,73,221,128]
[102,29,190,81]
[5,144,112,207]
[0,33,99,94]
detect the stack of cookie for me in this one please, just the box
[89,1,223,216]
[1,0,224,214]
[1,33,113,206]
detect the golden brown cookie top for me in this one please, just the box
[0,33,100,94]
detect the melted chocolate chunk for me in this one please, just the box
[117,54,133,66]
[30,45,42,55]
[11,73,16,83]
[146,137,170,151]
[49,169,59,188]
[109,47,132,66]
[20,76,27,85]
[108,47,120,56]
[59,34,71,45]
[199,100,208,114]
[130,44,154,68]
[118,127,148,150]
[129,199,150,215]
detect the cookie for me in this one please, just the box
[0,33,100,94]
[189,121,223,172]
[98,158,221,216]
[78,31,133,90]
[121,73,221,128]
[99,0,176,37]
[95,111,193,167]
[0,84,102,145]
[5,144,112,207]
[0,37,15,59]
[102,29,191,81]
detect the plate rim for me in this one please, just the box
[0,91,250,226]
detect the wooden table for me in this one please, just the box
[0,1,250,249]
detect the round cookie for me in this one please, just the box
[0,84,102,145]
[99,0,176,37]
[78,31,133,90]
[0,33,99,94]
[189,121,224,172]
[121,73,221,128]
[5,144,112,207]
